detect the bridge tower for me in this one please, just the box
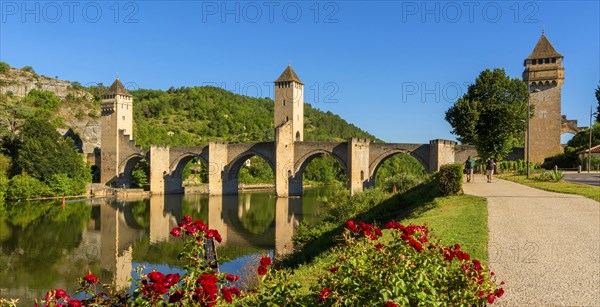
[100,79,134,185]
[274,65,304,196]
[523,33,564,163]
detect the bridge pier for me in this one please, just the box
[275,122,297,197]
[150,145,170,194]
[348,138,371,195]
[428,139,456,172]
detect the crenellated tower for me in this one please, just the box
[100,79,133,185]
[274,65,304,196]
[522,33,564,163]
[274,65,304,142]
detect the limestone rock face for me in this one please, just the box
[0,67,100,154]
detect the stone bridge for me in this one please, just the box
[107,138,457,196]
[98,67,465,197]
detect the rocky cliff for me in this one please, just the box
[0,65,101,154]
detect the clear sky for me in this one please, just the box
[1,1,598,144]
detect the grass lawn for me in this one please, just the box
[499,174,600,202]
[281,183,489,295]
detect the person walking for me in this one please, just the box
[465,156,475,182]
[486,158,496,183]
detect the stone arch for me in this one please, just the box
[294,150,349,186]
[117,153,146,187]
[225,151,276,184]
[166,153,208,193]
[368,150,428,180]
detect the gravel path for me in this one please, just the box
[463,179,600,306]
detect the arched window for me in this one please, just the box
[296,131,301,141]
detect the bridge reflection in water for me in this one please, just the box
[93,192,307,292]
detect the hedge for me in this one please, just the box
[439,163,464,196]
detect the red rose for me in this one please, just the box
[319,287,331,302]
[185,224,198,235]
[375,228,383,237]
[487,293,495,304]
[329,266,339,273]
[478,291,485,297]
[454,243,461,250]
[170,227,181,237]
[165,273,180,287]
[229,287,241,296]
[472,259,482,271]
[55,289,67,299]
[206,229,222,243]
[226,274,240,282]
[384,302,398,307]
[345,220,358,232]
[183,215,192,224]
[222,287,233,303]
[67,299,82,307]
[195,220,208,232]
[148,271,165,283]
[151,283,168,295]
[495,288,504,298]
[84,273,99,284]
[257,265,268,275]
[260,257,271,266]
[375,243,385,251]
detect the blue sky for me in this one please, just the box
[1,1,598,144]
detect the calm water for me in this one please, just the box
[0,188,332,305]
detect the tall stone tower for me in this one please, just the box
[274,65,304,196]
[274,65,304,142]
[522,34,564,163]
[100,79,133,185]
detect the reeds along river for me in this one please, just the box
[0,187,332,305]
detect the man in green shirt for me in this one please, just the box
[465,156,475,182]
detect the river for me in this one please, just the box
[0,187,333,305]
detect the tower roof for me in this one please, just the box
[103,79,131,97]
[275,65,303,84]
[526,34,563,60]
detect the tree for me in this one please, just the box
[445,68,529,160]
[14,119,91,192]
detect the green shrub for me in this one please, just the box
[439,163,463,196]
[381,173,427,194]
[533,170,564,182]
[542,152,578,170]
[46,173,74,196]
[20,65,36,74]
[6,173,51,200]
[0,62,9,74]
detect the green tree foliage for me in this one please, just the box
[12,119,91,195]
[445,68,529,160]
[303,155,345,183]
[131,160,150,188]
[5,173,51,200]
[22,89,61,112]
[0,154,10,206]
[566,122,600,149]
